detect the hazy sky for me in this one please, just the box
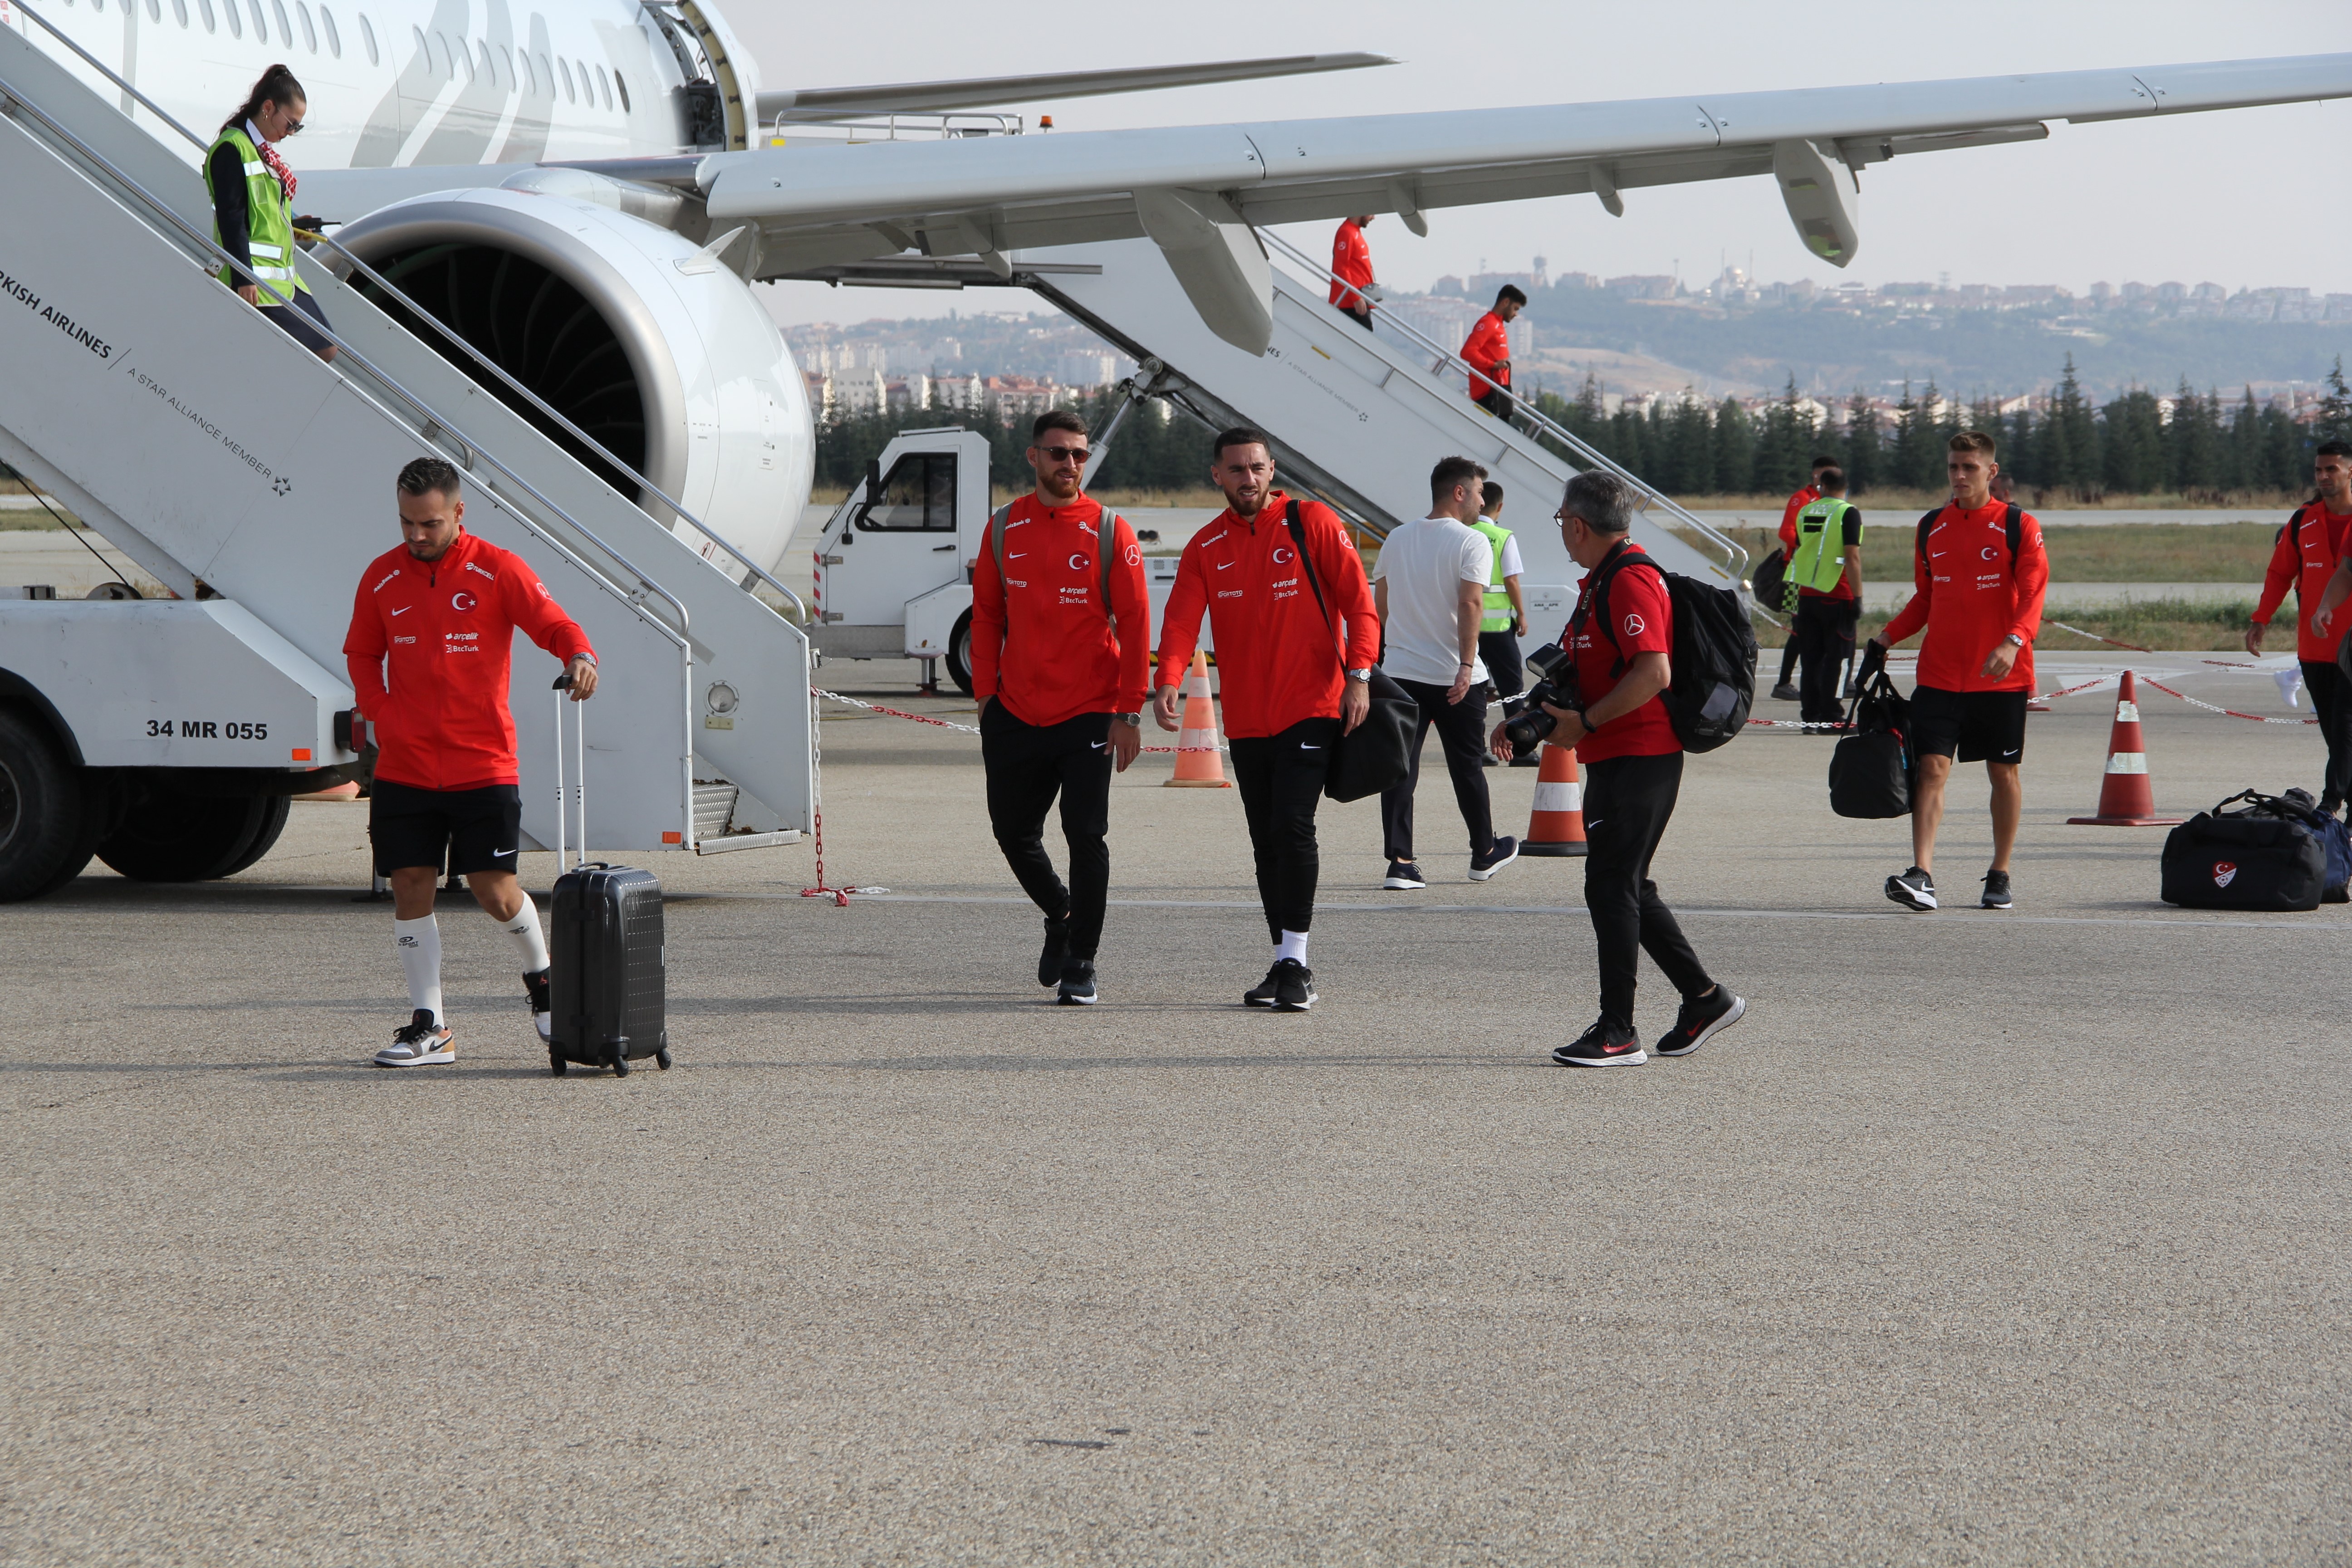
[735,0,2352,328]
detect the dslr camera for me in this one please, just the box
[1500,642,1579,755]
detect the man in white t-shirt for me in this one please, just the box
[1372,455,1520,889]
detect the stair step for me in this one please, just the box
[692,782,739,841]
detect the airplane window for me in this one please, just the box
[454,33,473,80]
[294,1,315,52]
[145,0,159,23]
[539,53,554,96]
[172,0,189,25]
[358,10,377,65]
[272,0,291,46]
[223,0,240,36]
[518,51,535,94]
[319,6,338,57]
[596,65,612,112]
[248,0,265,41]
[197,0,215,31]
[500,46,515,90]
[558,56,575,103]
[477,41,494,85]
[614,71,629,113]
[432,31,451,76]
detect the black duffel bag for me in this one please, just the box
[1752,548,1788,616]
[1829,666,1912,818]
[1287,501,1417,803]
[2159,790,2328,911]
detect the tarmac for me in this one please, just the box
[5,654,2347,1565]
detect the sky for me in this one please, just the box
[733,0,2352,329]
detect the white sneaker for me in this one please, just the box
[373,1009,455,1067]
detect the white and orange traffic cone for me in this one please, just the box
[1519,742,1588,856]
[295,780,362,801]
[1165,650,1233,789]
[2067,671,2183,826]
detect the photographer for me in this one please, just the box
[1490,471,1746,1067]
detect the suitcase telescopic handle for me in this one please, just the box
[552,674,585,872]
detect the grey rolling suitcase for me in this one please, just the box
[547,676,670,1077]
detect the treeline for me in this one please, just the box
[811,388,1211,494]
[810,356,2352,503]
[1529,355,2352,500]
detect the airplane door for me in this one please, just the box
[823,448,962,628]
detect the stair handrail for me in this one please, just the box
[0,56,704,843]
[10,0,809,626]
[1259,227,1748,584]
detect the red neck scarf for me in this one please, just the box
[249,121,296,201]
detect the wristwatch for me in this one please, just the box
[1347,668,1372,683]
[2003,633,2026,648]
[1114,712,1142,726]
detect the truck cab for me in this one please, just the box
[808,426,1208,696]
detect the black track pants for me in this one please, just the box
[1582,750,1713,1031]
[1380,678,1493,862]
[981,702,1113,959]
[2303,660,2352,808]
[1795,596,1859,723]
[1230,717,1340,942]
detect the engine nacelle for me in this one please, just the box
[334,188,813,578]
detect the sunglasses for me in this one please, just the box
[1038,445,1090,464]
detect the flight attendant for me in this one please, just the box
[206,65,336,362]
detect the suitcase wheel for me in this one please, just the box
[655,1047,673,1071]
[613,1051,630,1078]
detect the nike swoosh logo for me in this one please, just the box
[1090,741,1106,750]
[1009,552,1026,559]
[1585,819,1602,829]
[390,607,411,617]
[1216,561,1235,570]
[494,848,515,857]
[1300,744,1321,750]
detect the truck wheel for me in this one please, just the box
[0,708,98,902]
[96,791,281,882]
[945,609,977,697]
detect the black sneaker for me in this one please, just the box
[1885,866,1938,911]
[1770,680,1801,702]
[1382,860,1428,891]
[1655,988,1746,1057]
[1244,959,1284,1007]
[1980,870,2014,909]
[1038,916,1070,988]
[1268,958,1316,1011]
[1469,835,1519,882]
[524,967,552,1043]
[1056,958,1098,1006]
[1552,1018,1645,1068]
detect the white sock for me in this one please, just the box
[394,915,443,1025]
[500,899,550,975]
[1277,930,1309,965]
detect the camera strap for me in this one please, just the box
[1572,539,1648,678]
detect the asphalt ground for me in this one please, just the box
[5,656,2347,1565]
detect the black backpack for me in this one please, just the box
[1581,544,1758,753]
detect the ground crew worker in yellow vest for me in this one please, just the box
[1472,480,1533,765]
[206,66,335,363]
[1785,466,1864,724]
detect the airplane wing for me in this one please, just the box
[755,54,1396,123]
[657,51,2352,353]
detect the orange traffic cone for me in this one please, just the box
[2067,671,2183,826]
[1165,650,1232,788]
[295,780,362,801]
[1519,742,1588,856]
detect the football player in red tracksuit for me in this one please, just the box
[1769,456,1840,700]
[2254,440,2352,815]
[1866,431,2049,913]
[1153,427,1379,1011]
[1329,214,1377,330]
[344,457,598,1066]
[1461,284,1526,417]
[970,409,1151,1006]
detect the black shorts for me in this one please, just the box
[1910,685,2027,764]
[369,780,522,877]
[260,289,331,353]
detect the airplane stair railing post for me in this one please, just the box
[0,36,703,847]
[10,0,808,630]
[1257,228,1748,588]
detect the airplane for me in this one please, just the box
[12,0,2352,581]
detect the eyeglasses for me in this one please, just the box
[282,117,304,135]
[1038,446,1089,464]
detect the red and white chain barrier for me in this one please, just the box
[811,687,1226,753]
[2137,675,2318,726]
[2044,619,2160,655]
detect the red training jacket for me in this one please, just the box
[969,493,1151,726]
[1329,219,1374,310]
[1462,311,1511,397]
[1877,500,2048,694]
[1777,485,1820,554]
[2252,502,2351,662]
[1155,492,1379,739]
[344,531,593,791]
[1567,546,1680,762]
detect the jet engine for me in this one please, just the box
[334,186,813,578]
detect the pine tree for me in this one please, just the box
[1714,397,1755,493]
[2050,356,2099,496]
[2318,357,2352,448]
[1842,391,1880,493]
[2102,387,2162,495]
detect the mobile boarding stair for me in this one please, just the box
[0,18,812,895]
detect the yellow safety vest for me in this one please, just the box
[1470,518,1514,631]
[203,124,308,297]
